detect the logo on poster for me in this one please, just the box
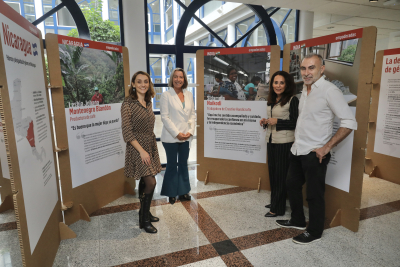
[293,44,301,50]
[84,43,90,47]
[32,43,38,56]
[2,23,33,57]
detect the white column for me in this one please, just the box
[34,0,45,35]
[193,40,199,46]
[102,0,109,21]
[122,0,147,77]
[298,10,314,41]
[227,23,235,46]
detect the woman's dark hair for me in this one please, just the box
[251,76,261,84]
[215,73,223,80]
[226,66,236,76]
[267,71,296,106]
[129,71,155,102]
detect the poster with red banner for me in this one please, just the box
[0,1,58,253]
[56,35,126,188]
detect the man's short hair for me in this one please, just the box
[302,53,325,66]
[214,73,223,80]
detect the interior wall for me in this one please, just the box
[324,39,362,96]
[122,0,147,78]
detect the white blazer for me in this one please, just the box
[160,88,196,144]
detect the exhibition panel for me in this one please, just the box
[0,1,65,266]
[46,34,132,226]
[197,45,281,190]
[365,48,400,185]
[283,27,377,232]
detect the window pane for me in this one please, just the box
[24,3,35,14]
[165,29,173,42]
[109,0,118,10]
[281,10,295,44]
[199,37,208,46]
[42,0,52,4]
[165,8,172,28]
[57,7,76,26]
[148,0,160,13]
[150,57,162,76]
[153,14,160,23]
[45,16,54,26]
[329,42,341,58]
[154,34,161,44]
[203,1,222,18]
[43,5,52,14]
[45,28,55,34]
[58,29,73,36]
[154,24,161,33]
[110,10,119,20]
[25,14,35,23]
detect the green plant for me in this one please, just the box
[67,1,120,42]
[337,44,357,62]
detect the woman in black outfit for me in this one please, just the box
[260,71,299,217]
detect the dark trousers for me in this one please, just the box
[286,151,331,238]
[267,142,293,215]
[161,141,191,197]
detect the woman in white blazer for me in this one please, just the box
[160,68,196,204]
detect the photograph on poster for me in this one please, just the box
[59,44,124,107]
[203,50,270,164]
[57,38,126,188]
[204,52,271,101]
[290,39,358,104]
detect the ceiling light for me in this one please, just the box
[327,26,334,29]
[369,0,378,2]
[213,56,230,66]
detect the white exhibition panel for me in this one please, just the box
[204,99,267,164]
[0,13,58,253]
[65,103,125,188]
[326,107,356,193]
[374,52,400,159]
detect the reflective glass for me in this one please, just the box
[25,14,35,23]
[24,3,35,13]
[203,1,222,18]
[5,2,20,13]
[109,0,118,10]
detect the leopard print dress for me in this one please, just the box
[121,97,161,180]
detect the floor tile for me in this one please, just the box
[0,230,22,267]
[53,218,100,267]
[197,190,303,239]
[98,203,209,266]
[179,256,226,267]
[360,175,400,209]
[0,209,16,225]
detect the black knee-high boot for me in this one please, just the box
[139,179,159,222]
[140,193,157,233]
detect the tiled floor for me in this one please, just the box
[0,171,400,267]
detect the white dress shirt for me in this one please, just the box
[291,76,357,156]
[160,88,196,145]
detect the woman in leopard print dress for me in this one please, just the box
[121,71,161,234]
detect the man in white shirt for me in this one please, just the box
[276,53,357,244]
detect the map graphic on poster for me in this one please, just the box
[0,9,58,254]
[374,50,400,159]
[11,79,46,161]
[203,48,270,163]
[57,36,125,188]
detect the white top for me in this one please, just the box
[291,76,357,156]
[160,88,196,144]
[234,81,246,100]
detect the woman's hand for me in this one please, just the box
[266,118,278,126]
[140,150,151,166]
[177,132,188,140]
[259,118,268,126]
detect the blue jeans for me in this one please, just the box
[219,87,235,97]
[161,141,191,197]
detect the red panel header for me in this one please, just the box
[290,28,363,50]
[57,35,123,53]
[204,46,271,56]
[384,48,400,56]
[0,1,40,38]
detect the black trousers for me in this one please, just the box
[267,142,293,215]
[286,151,331,238]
